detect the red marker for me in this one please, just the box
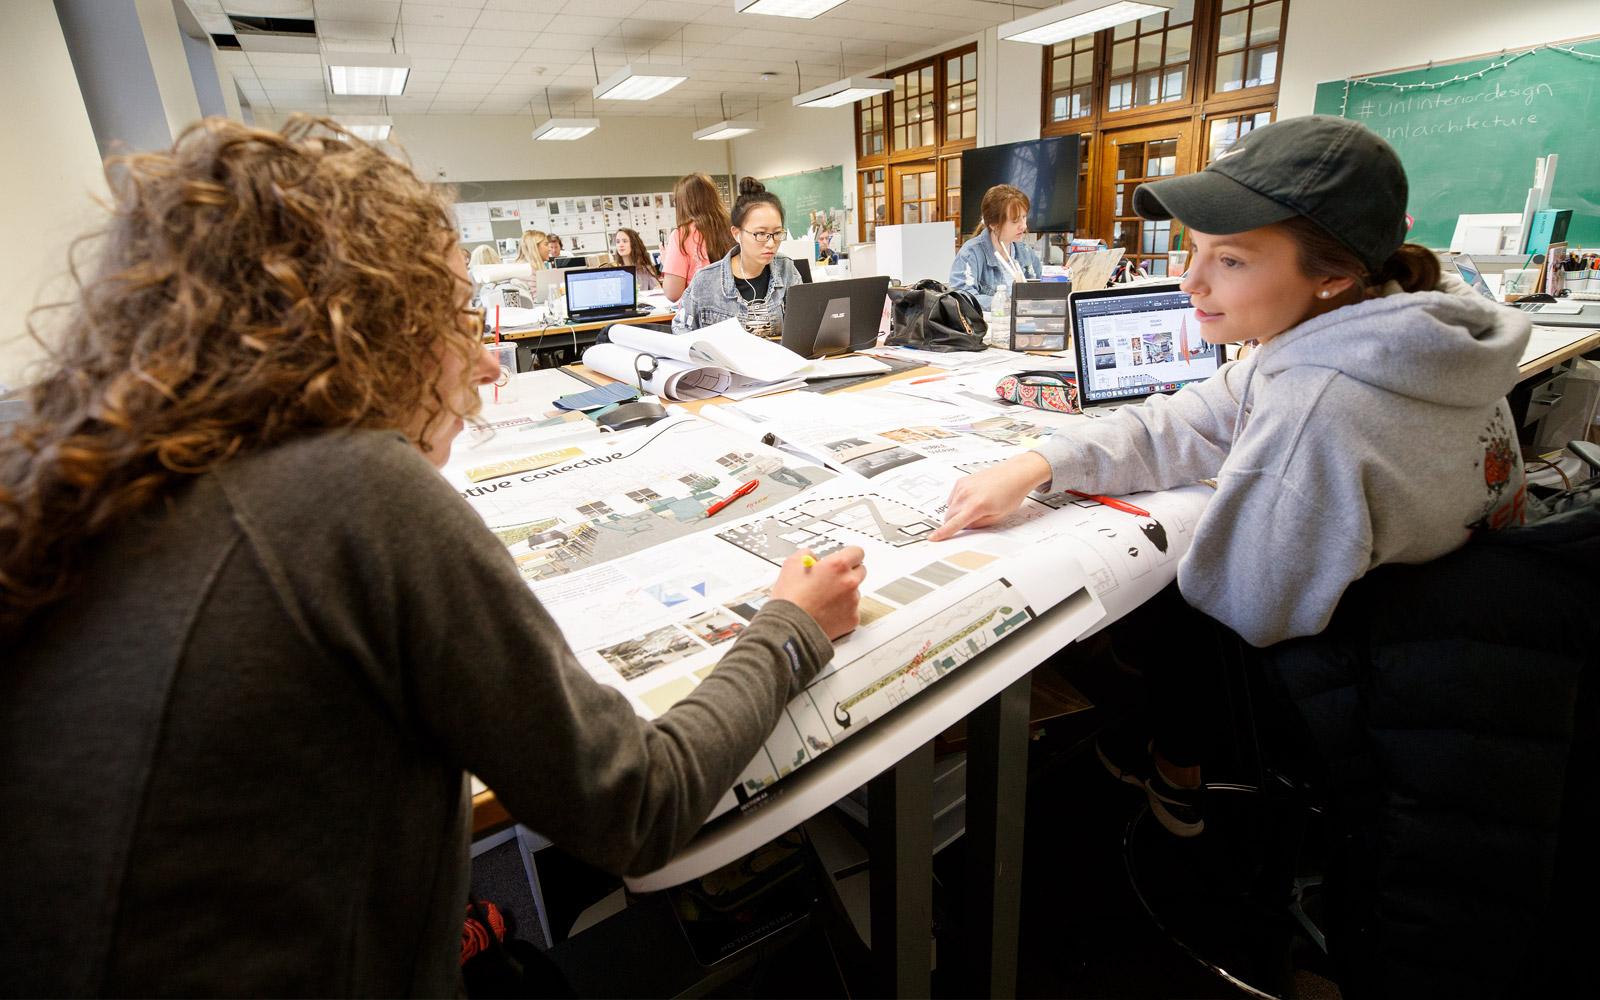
[1066,489,1150,517]
[705,478,759,517]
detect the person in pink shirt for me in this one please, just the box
[660,172,733,302]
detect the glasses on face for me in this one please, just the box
[739,229,785,245]
[463,307,487,335]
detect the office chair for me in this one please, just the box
[1127,441,1600,998]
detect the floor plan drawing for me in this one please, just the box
[716,493,939,565]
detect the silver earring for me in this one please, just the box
[1319,290,1332,298]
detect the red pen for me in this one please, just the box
[705,478,759,517]
[1066,489,1150,517]
[910,374,951,385]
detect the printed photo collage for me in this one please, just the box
[455,192,677,258]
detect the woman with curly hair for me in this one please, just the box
[0,116,864,995]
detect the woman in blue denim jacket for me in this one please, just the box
[674,179,802,339]
[949,184,1044,309]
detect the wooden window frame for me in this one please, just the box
[1209,0,1288,102]
[1038,0,1290,243]
[856,41,981,241]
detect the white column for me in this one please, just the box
[0,1,107,388]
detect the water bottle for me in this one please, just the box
[992,283,1010,318]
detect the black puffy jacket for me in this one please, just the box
[1260,491,1600,998]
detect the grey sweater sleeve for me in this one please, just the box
[220,431,832,876]
[1033,358,1252,495]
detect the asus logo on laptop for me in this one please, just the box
[828,310,846,320]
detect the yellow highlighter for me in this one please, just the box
[800,553,817,568]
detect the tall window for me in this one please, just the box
[858,93,886,158]
[891,63,936,152]
[1048,35,1095,123]
[1206,109,1273,162]
[1039,1,1290,243]
[859,168,886,242]
[941,155,962,229]
[1105,0,1194,113]
[943,49,978,142]
[1214,0,1284,93]
[854,43,980,242]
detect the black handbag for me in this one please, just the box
[886,279,988,352]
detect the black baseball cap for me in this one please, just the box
[1133,115,1408,274]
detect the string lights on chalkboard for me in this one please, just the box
[1335,41,1600,118]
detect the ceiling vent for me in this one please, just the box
[228,14,319,54]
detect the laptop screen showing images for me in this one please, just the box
[566,267,637,315]
[1071,284,1225,405]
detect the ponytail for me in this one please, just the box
[1370,243,1440,294]
[1278,215,1440,296]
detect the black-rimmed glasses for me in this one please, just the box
[738,229,785,245]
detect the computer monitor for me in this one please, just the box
[781,276,891,358]
[791,256,813,284]
[564,266,639,321]
[1070,283,1225,405]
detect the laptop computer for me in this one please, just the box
[1451,253,1498,300]
[1070,282,1226,406]
[565,266,649,323]
[781,275,891,359]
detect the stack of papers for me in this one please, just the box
[582,318,812,401]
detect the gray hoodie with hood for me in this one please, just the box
[1034,275,1532,646]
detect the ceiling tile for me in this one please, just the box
[396,24,472,44]
[399,3,483,27]
[466,27,540,46]
[559,0,642,15]
[472,8,557,29]
[402,42,466,58]
[484,0,566,12]
[245,51,323,66]
[312,0,401,19]
[459,44,530,61]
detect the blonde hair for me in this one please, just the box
[0,114,478,639]
[516,231,548,269]
[468,244,501,267]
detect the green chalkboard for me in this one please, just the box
[755,166,846,238]
[1312,39,1600,249]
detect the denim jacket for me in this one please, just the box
[948,233,1044,309]
[673,250,802,336]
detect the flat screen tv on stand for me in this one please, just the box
[959,136,1080,238]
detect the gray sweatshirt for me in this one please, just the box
[1036,276,1531,646]
[0,429,832,996]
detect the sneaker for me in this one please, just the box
[1094,730,1152,788]
[1144,771,1206,837]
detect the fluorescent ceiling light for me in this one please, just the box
[693,119,763,141]
[531,118,599,141]
[326,52,411,96]
[1000,0,1170,46]
[735,0,851,18]
[593,63,689,101]
[791,75,893,109]
[337,115,393,141]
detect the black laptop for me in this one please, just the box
[781,276,891,359]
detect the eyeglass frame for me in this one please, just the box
[736,228,787,246]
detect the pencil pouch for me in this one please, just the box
[994,370,1080,414]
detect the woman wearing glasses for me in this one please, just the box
[673,178,800,339]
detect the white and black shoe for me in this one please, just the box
[1144,770,1206,838]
